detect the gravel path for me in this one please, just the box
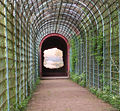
[26,79,117,111]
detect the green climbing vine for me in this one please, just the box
[70,38,78,73]
[70,35,86,87]
[89,30,103,65]
[70,73,86,87]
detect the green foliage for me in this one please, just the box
[70,39,78,72]
[99,73,104,85]
[89,31,103,65]
[71,71,120,110]
[89,86,120,110]
[11,78,40,111]
[70,72,86,87]
[14,96,32,111]
[95,34,103,64]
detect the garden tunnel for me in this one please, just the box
[0,0,120,110]
[39,33,70,77]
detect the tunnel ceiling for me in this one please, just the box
[4,0,119,43]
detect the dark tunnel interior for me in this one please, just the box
[41,36,68,77]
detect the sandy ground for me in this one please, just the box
[26,79,118,111]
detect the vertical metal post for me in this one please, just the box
[79,38,81,75]
[36,42,38,78]
[93,57,95,87]
[82,40,84,74]
[35,39,36,81]
[23,27,25,99]
[28,26,30,92]
[98,64,100,89]
[78,38,80,75]
[118,7,120,96]
[110,15,112,93]
[14,0,18,107]
[29,27,32,91]
[76,38,78,74]
[36,43,38,77]
[32,30,35,85]
[19,16,22,104]
[25,19,28,97]
[81,24,88,86]
[93,36,95,88]
[31,32,33,86]
[103,26,105,90]
[96,22,100,90]
[79,40,81,74]
[80,39,82,74]
[4,0,10,110]
[89,34,91,87]
[86,34,88,87]
[70,48,72,73]
[77,39,79,74]
[34,40,36,83]
[74,38,76,74]
[79,36,81,75]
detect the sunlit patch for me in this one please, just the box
[43,48,64,69]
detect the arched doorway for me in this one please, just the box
[39,33,70,77]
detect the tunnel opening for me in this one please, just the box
[43,48,64,69]
[39,34,70,77]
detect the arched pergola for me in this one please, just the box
[0,0,120,110]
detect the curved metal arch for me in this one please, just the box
[19,0,99,31]
[36,30,72,45]
[35,16,80,31]
[87,0,104,35]
[36,22,77,39]
[32,2,91,25]
[19,0,107,42]
[39,25,74,35]
[37,23,76,38]
[37,25,77,38]
[17,0,107,42]
[35,19,80,34]
[39,31,73,40]
[55,1,99,30]
[56,25,77,36]
[34,15,89,36]
[36,13,91,42]
[34,9,91,35]
[37,25,77,40]
[36,17,90,42]
[35,17,90,40]
[21,0,57,21]
[32,10,83,27]
[33,7,92,30]
[19,0,106,36]
[23,0,100,21]
[30,1,99,31]
[19,0,109,40]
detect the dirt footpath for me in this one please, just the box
[26,79,117,111]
